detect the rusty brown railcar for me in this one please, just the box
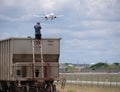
[0,37,61,92]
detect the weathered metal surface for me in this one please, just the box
[0,37,61,81]
[0,39,11,80]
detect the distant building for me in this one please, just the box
[59,63,90,73]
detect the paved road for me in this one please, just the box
[66,80,120,86]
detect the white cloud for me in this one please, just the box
[68,20,120,40]
[64,38,105,49]
[0,32,11,39]
[44,28,69,34]
[62,38,120,61]
[0,0,120,63]
[0,0,119,22]
[68,30,102,40]
[0,14,34,22]
[0,0,69,14]
[67,0,120,19]
[0,0,70,21]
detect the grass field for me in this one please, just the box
[56,84,120,92]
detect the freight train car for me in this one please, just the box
[0,37,61,92]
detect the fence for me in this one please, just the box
[59,73,120,86]
[54,73,120,92]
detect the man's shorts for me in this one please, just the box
[35,34,41,40]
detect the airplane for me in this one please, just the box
[33,13,64,20]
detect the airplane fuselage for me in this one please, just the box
[45,13,56,20]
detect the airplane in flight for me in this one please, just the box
[34,13,64,20]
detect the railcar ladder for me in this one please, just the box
[32,39,44,78]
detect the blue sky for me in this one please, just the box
[0,0,120,64]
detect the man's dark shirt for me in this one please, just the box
[34,24,42,35]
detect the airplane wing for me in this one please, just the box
[56,15,64,18]
[33,14,45,18]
